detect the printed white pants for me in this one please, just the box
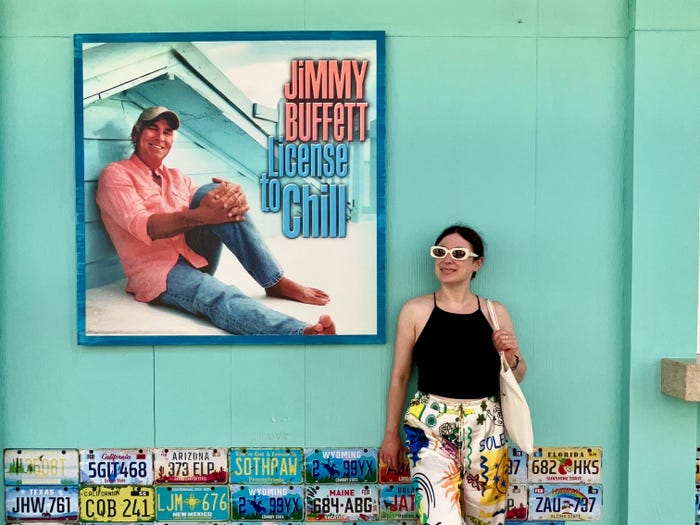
[404,391,508,525]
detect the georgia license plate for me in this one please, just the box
[304,448,378,483]
[80,449,153,485]
[153,447,228,484]
[229,447,304,484]
[529,484,602,521]
[155,485,230,521]
[379,484,418,520]
[230,485,304,521]
[79,485,155,522]
[5,485,79,521]
[508,446,528,484]
[304,484,379,521]
[4,449,80,485]
[528,447,602,484]
[505,483,528,521]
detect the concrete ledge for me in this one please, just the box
[661,358,700,401]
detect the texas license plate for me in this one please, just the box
[79,485,154,522]
[508,446,528,484]
[528,446,602,483]
[379,484,418,520]
[5,485,79,521]
[4,449,80,485]
[80,449,153,485]
[153,447,228,484]
[505,483,528,520]
[229,447,304,484]
[155,485,230,521]
[304,448,378,483]
[230,485,304,521]
[529,484,602,521]
[305,484,379,521]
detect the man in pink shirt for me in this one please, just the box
[96,106,335,336]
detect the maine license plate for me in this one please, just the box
[4,449,80,485]
[153,448,228,484]
[80,449,153,485]
[155,485,230,521]
[505,483,529,521]
[304,448,378,483]
[378,456,411,484]
[379,484,418,520]
[80,485,154,522]
[305,484,379,521]
[508,446,528,484]
[230,485,304,521]
[229,447,304,484]
[529,484,602,521]
[528,446,602,484]
[5,485,79,521]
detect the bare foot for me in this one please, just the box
[303,315,336,335]
[266,276,330,305]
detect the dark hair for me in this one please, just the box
[434,225,485,279]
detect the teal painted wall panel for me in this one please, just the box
[539,0,629,36]
[635,0,700,30]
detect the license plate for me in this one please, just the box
[5,485,79,521]
[305,484,379,521]
[304,448,378,483]
[80,449,153,485]
[508,446,528,484]
[155,485,230,521]
[153,448,228,484]
[505,522,564,525]
[79,485,154,522]
[378,456,411,484]
[378,484,418,520]
[529,484,602,521]
[505,483,528,521]
[528,446,602,484]
[696,448,700,483]
[230,485,304,521]
[229,448,304,484]
[4,449,80,485]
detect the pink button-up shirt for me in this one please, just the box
[96,154,208,302]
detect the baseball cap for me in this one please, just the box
[135,106,180,130]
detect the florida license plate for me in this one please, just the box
[379,484,418,520]
[153,448,228,484]
[508,446,528,484]
[79,485,154,522]
[229,447,304,484]
[6,485,79,521]
[80,449,153,485]
[505,483,528,521]
[305,484,379,521]
[528,447,602,484]
[4,449,80,485]
[304,448,378,483]
[529,484,602,521]
[230,485,304,521]
[155,485,230,521]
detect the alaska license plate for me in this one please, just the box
[153,448,228,484]
[304,448,378,483]
[505,483,528,521]
[305,484,379,521]
[80,449,153,485]
[378,484,418,520]
[4,449,80,485]
[528,446,602,484]
[155,485,230,521]
[79,485,155,522]
[230,485,304,521]
[229,448,304,484]
[508,446,528,484]
[6,485,79,521]
[529,484,602,521]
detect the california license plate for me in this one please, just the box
[505,483,528,521]
[79,485,154,522]
[155,485,230,521]
[229,448,304,484]
[304,448,378,483]
[80,449,153,485]
[4,449,80,485]
[529,484,602,521]
[528,447,602,484]
[305,484,379,521]
[230,485,304,521]
[378,484,418,520]
[5,485,79,521]
[153,448,228,484]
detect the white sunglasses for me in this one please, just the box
[430,245,480,261]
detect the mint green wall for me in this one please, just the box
[1,2,698,525]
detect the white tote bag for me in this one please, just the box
[486,299,534,454]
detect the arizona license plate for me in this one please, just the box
[155,485,230,521]
[229,447,304,484]
[378,455,411,484]
[79,486,154,522]
[304,448,378,483]
[505,483,528,521]
[529,484,602,521]
[80,449,153,485]
[6,485,79,521]
[528,446,602,483]
[379,484,418,520]
[153,448,228,484]
[305,484,379,521]
[508,446,528,484]
[230,485,304,521]
[4,449,80,485]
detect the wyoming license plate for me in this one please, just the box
[305,484,379,521]
[229,447,304,484]
[5,485,79,521]
[304,448,378,483]
[528,447,602,484]
[79,485,155,522]
[230,485,304,521]
[529,484,602,521]
[153,447,228,484]
[4,449,80,485]
[80,449,153,485]
[155,485,230,521]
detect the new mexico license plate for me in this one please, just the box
[304,448,378,483]
[6,485,79,521]
[80,485,155,522]
[528,447,602,484]
[155,485,230,521]
[379,484,418,520]
[230,485,304,521]
[229,447,304,484]
[305,484,379,521]
[80,449,153,485]
[4,449,79,485]
[529,484,602,521]
[154,448,228,484]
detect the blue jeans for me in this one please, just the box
[157,183,307,335]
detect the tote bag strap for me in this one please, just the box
[486,298,500,331]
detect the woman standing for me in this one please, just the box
[379,225,526,525]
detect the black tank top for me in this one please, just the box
[413,294,500,399]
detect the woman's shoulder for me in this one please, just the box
[400,294,435,318]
